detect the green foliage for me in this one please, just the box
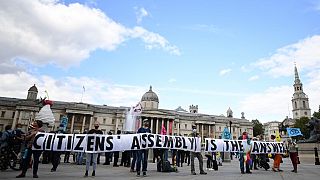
[294,117,310,139]
[313,111,320,119]
[252,119,264,137]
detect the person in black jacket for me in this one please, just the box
[84,122,103,177]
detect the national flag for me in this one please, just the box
[287,128,303,137]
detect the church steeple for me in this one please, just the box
[294,65,301,84]
[291,65,311,119]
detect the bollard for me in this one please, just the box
[315,147,320,165]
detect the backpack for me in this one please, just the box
[5,130,15,146]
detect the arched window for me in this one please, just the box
[303,101,306,108]
[295,101,297,109]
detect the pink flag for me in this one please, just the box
[161,123,167,135]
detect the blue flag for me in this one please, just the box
[286,128,303,137]
[222,127,231,139]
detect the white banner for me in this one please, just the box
[204,138,286,154]
[32,133,285,154]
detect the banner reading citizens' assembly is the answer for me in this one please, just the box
[32,133,286,154]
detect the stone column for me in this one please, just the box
[18,111,23,124]
[70,114,75,133]
[81,115,86,133]
[208,125,211,138]
[150,118,154,134]
[115,118,119,131]
[201,124,204,142]
[177,119,180,135]
[89,116,93,130]
[12,110,19,129]
[166,119,170,134]
[156,118,159,134]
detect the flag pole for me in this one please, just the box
[81,86,85,103]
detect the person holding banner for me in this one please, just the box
[190,124,207,175]
[288,139,298,173]
[238,132,252,174]
[16,120,44,178]
[84,122,103,177]
[136,119,151,177]
[271,134,283,172]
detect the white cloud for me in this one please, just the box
[0,72,146,107]
[248,75,259,81]
[239,86,292,122]
[0,0,180,70]
[168,78,177,83]
[242,35,320,122]
[253,35,320,78]
[135,7,149,24]
[219,68,232,76]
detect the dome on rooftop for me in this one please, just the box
[28,84,38,92]
[141,86,159,103]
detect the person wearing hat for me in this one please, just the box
[189,124,207,175]
[136,119,151,177]
[84,122,103,177]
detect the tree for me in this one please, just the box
[252,119,264,137]
[294,117,310,140]
[313,111,320,119]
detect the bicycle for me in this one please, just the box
[0,145,23,171]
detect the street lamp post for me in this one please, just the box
[229,121,233,160]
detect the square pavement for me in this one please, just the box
[1,158,319,180]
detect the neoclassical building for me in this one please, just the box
[0,85,253,140]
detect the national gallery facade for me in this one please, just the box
[0,85,253,140]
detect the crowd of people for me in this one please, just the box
[0,119,300,178]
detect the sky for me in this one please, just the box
[1,0,320,123]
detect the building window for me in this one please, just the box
[112,119,115,124]
[103,118,106,124]
[240,129,242,133]
[174,123,176,128]
[295,102,297,109]
[303,101,306,108]
[185,124,187,129]
[0,111,5,118]
[12,112,15,118]
[219,126,221,131]
[233,127,235,132]
[304,111,307,115]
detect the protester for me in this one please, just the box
[288,138,298,173]
[84,122,103,177]
[103,131,113,165]
[271,134,283,172]
[238,132,252,174]
[16,120,44,178]
[189,124,207,175]
[136,119,151,177]
[51,124,65,172]
[113,130,121,167]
